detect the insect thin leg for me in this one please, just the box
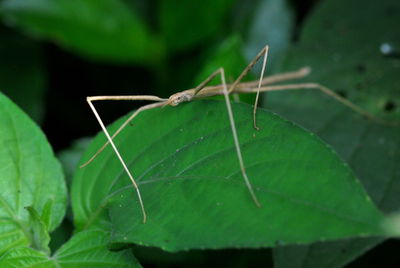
[86,97,147,223]
[253,46,269,130]
[81,101,165,168]
[251,83,400,126]
[193,69,226,95]
[225,45,269,130]
[227,45,269,94]
[220,68,262,207]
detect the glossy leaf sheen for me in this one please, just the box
[270,0,400,266]
[73,100,383,251]
[0,229,141,267]
[0,92,66,254]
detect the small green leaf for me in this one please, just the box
[0,229,141,267]
[159,0,236,52]
[0,247,52,268]
[0,92,67,254]
[72,100,383,251]
[0,0,162,64]
[25,206,50,254]
[39,199,53,232]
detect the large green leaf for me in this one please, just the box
[268,0,400,267]
[72,100,383,251]
[0,92,67,254]
[0,229,141,267]
[0,0,162,64]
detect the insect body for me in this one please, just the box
[82,45,380,223]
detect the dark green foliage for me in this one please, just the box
[0,26,46,123]
[0,0,161,64]
[266,0,400,266]
[0,0,398,267]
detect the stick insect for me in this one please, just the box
[81,45,380,224]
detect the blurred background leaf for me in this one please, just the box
[0,26,46,123]
[266,0,400,267]
[159,0,236,52]
[0,0,162,64]
[237,0,295,72]
[57,137,91,188]
[194,35,248,85]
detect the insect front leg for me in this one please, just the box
[194,68,262,208]
[85,95,167,223]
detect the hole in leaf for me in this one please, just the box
[383,101,396,112]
